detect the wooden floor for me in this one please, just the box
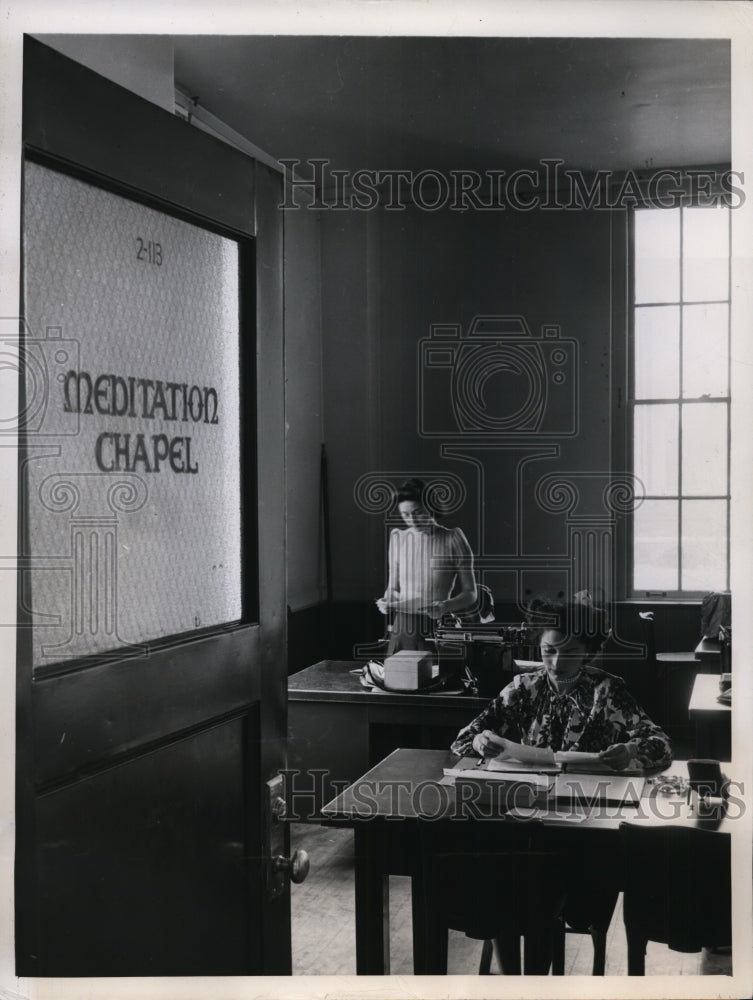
[290,821,733,977]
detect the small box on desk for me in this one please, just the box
[383,651,433,690]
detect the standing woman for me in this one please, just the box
[376,478,477,654]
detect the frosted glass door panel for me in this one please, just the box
[23,162,243,668]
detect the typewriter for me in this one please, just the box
[431,621,540,698]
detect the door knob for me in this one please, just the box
[273,849,310,884]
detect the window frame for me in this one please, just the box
[616,197,732,600]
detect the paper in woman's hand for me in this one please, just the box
[555,748,643,774]
[487,737,556,767]
[554,750,603,765]
[384,596,425,612]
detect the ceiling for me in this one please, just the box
[172,36,731,175]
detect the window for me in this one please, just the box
[629,204,730,596]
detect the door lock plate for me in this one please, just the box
[265,774,287,900]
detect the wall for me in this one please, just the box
[284,206,325,611]
[37,35,175,112]
[320,202,614,609]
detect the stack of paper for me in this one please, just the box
[444,759,553,789]
[551,773,646,805]
[443,759,553,807]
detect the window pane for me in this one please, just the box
[634,207,680,304]
[634,404,678,495]
[681,403,727,496]
[633,500,678,591]
[634,306,679,399]
[682,303,729,398]
[682,205,729,302]
[681,499,727,591]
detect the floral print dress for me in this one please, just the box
[451,665,672,769]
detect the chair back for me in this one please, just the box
[418,819,565,940]
[619,822,731,954]
[719,625,731,675]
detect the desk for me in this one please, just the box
[689,672,731,758]
[695,637,721,663]
[288,660,487,818]
[653,652,706,741]
[322,748,734,975]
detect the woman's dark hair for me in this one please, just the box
[396,477,425,504]
[525,595,610,659]
[395,478,443,519]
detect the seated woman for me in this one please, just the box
[443,595,673,973]
[376,478,477,654]
[451,595,672,771]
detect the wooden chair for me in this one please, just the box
[479,905,616,976]
[477,932,558,976]
[619,821,731,974]
[414,819,566,975]
[551,890,619,975]
[478,835,620,976]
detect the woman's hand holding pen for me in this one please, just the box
[471,730,509,759]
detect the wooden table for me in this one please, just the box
[321,748,735,974]
[287,660,487,818]
[689,672,731,758]
[694,637,721,663]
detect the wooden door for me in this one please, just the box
[15,37,290,975]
